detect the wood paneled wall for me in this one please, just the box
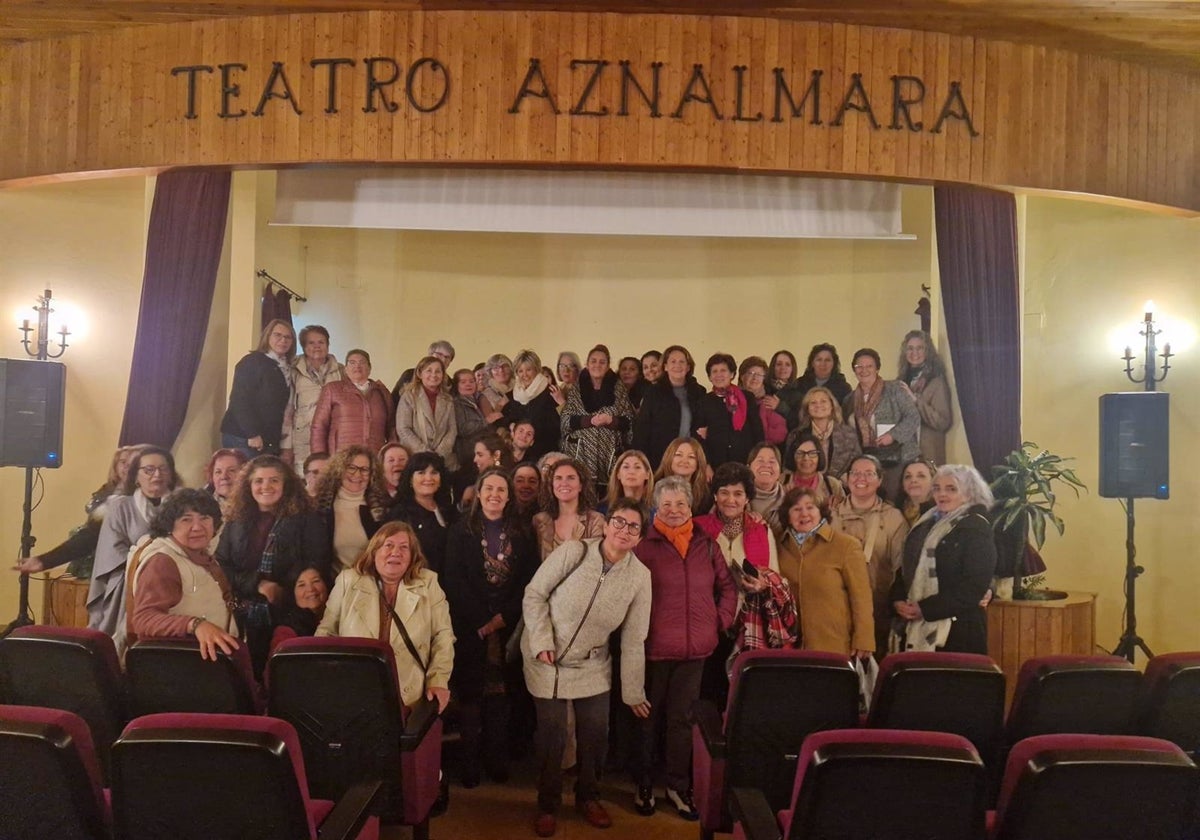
[1,11,1197,210]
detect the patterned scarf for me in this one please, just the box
[728,567,798,674]
[852,378,885,447]
[906,365,930,395]
[717,511,744,541]
[653,516,694,558]
[715,386,749,432]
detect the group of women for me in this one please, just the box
[18,322,997,838]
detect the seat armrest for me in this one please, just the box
[730,786,781,840]
[317,779,381,840]
[693,699,726,759]
[400,696,439,750]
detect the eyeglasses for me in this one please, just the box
[609,515,642,535]
[852,363,876,371]
[557,363,578,370]
[139,465,170,476]
[848,470,879,480]
[744,371,765,380]
[345,465,371,476]
[796,451,820,459]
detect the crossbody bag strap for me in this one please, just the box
[377,578,428,674]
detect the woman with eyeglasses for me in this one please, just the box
[217,454,331,676]
[843,347,921,499]
[313,446,390,575]
[631,476,737,820]
[830,454,910,657]
[87,445,181,653]
[521,501,652,837]
[781,385,862,479]
[897,330,954,465]
[737,356,788,446]
[785,433,846,511]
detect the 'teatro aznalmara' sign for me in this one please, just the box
[170,55,979,136]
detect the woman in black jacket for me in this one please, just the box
[220,319,296,458]
[442,468,538,787]
[386,451,458,574]
[632,344,707,469]
[890,464,996,654]
[695,352,764,468]
[505,349,563,463]
[215,454,331,676]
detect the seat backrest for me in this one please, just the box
[0,704,108,840]
[1006,655,1141,742]
[1138,651,1200,755]
[112,712,316,840]
[868,651,1006,763]
[267,637,406,818]
[993,733,1199,840]
[783,728,986,840]
[0,626,125,775]
[125,638,260,717]
[723,649,861,813]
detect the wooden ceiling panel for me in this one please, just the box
[2,1,1199,71]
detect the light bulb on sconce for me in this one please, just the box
[1121,302,1174,392]
[18,289,71,360]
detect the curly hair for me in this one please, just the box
[314,445,390,514]
[710,461,755,499]
[538,458,598,517]
[805,343,844,377]
[653,437,709,509]
[353,521,427,584]
[227,455,311,522]
[148,488,224,538]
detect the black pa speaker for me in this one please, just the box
[0,359,66,469]
[1099,392,1168,499]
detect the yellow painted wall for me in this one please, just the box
[0,175,232,622]
[1021,196,1200,653]
[258,178,940,400]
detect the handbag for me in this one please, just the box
[854,654,880,715]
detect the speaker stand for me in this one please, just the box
[1112,496,1153,664]
[1,467,38,638]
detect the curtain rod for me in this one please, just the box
[256,269,308,302]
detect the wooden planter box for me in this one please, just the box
[42,574,90,629]
[986,591,1097,710]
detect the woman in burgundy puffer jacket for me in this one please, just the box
[631,474,738,819]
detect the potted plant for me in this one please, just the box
[989,442,1087,600]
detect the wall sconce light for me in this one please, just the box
[1121,301,1172,392]
[18,289,71,360]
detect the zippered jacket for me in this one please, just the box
[521,538,650,705]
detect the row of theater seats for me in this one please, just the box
[0,625,442,840]
[1,626,1198,839]
[692,648,1200,840]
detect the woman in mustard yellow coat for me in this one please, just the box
[776,486,874,657]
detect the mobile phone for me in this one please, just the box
[740,559,759,579]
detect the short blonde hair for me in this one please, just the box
[354,521,427,584]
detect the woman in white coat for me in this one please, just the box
[317,520,454,711]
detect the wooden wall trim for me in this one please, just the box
[1,11,1197,210]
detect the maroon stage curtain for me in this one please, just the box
[934,185,1022,473]
[119,170,231,448]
